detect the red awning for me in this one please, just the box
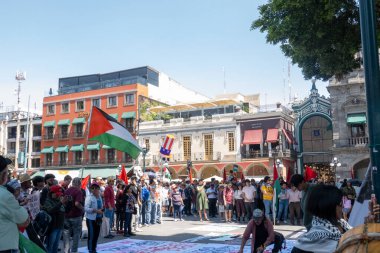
[282,129,294,144]
[266,128,279,143]
[243,129,263,145]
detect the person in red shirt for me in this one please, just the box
[223,182,234,223]
[104,177,115,238]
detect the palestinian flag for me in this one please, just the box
[88,106,142,159]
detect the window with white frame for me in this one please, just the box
[61,102,69,113]
[47,104,56,115]
[124,93,135,105]
[76,100,84,111]
[92,98,101,108]
[108,96,117,107]
[228,132,235,151]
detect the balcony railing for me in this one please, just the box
[8,134,16,139]
[42,158,134,167]
[73,132,84,138]
[349,136,369,147]
[58,133,69,140]
[241,149,296,159]
[43,134,54,140]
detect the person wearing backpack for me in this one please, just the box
[63,177,84,253]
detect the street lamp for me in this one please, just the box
[14,71,26,173]
[330,157,341,183]
[142,145,149,173]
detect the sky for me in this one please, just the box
[0,0,329,112]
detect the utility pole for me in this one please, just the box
[358,0,380,200]
[23,96,30,173]
[15,71,26,173]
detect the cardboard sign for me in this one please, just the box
[27,192,40,220]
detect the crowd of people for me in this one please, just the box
[0,153,375,253]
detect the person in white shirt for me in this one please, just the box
[233,183,245,222]
[206,184,217,218]
[242,179,256,221]
[288,185,302,225]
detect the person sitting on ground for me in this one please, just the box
[291,184,352,253]
[239,209,281,253]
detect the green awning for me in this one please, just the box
[31,171,45,178]
[121,112,136,119]
[70,144,84,152]
[87,143,100,151]
[43,121,55,127]
[72,118,86,124]
[41,146,54,153]
[81,168,119,179]
[102,145,112,149]
[110,113,118,120]
[347,113,366,124]
[57,119,70,126]
[55,145,69,152]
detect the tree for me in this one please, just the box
[252,0,364,81]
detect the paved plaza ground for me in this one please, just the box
[71,215,304,252]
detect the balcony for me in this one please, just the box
[349,136,369,147]
[59,160,68,166]
[241,149,296,160]
[43,134,54,140]
[73,131,84,138]
[8,134,16,139]
[58,133,69,140]
[42,158,133,167]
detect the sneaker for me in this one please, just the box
[157,220,161,224]
[180,218,184,221]
[135,228,143,232]
[284,220,288,224]
[129,232,136,236]
[174,219,179,222]
[138,224,143,228]
[143,224,150,227]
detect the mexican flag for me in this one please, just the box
[88,106,142,159]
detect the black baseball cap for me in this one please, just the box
[0,156,12,172]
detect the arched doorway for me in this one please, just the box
[200,166,221,179]
[353,158,370,180]
[246,164,269,177]
[224,164,244,179]
[300,115,333,180]
[178,167,197,179]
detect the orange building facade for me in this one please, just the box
[41,83,148,174]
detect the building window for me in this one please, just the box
[76,100,84,111]
[8,127,16,138]
[33,125,41,137]
[74,152,82,165]
[60,125,69,139]
[32,141,41,152]
[124,153,133,163]
[47,104,55,115]
[228,132,235,151]
[46,127,54,140]
[8,142,16,153]
[92,98,101,108]
[61,102,69,113]
[351,124,366,137]
[124,93,135,105]
[75,123,83,137]
[125,118,134,132]
[45,153,52,166]
[144,139,150,151]
[20,126,25,138]
[31,158,40,168]
[59,152,67,166]
[183,136,191,161]
[90,150,99,164]
[204,134,213,160]
[107,149,116,163]
[108,96,117,107]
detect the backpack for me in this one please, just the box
[32,210,52,237]
[142,187,150,201]
[272,231,286,253]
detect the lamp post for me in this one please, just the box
[142,146,149,173]
[15,71,26,174]
[330,157,341,183]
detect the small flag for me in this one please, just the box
[189,170,193,183]
[160,134,175,156]
[81,175,91,190]
[119,164,128,185]
[88,106,142,159]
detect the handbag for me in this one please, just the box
[96,216,103,226]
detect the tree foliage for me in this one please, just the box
[139,99,172,122]
[252,0,364,81]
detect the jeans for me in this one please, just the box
[244,202,254,220]
[124,212,133,235]
[46,228,63,253]
[263,200,273,220]
[184,199,192,215]
[277,199,289,221]
[156,202,162,222]
[289,202,301,225]
[86,219,101,253]
[143,200,152,225]
[104,208,114,233]
[173,204,182,220]
[116,210,125,231]
[133,204,140,230]
[63,216,83,253]
[208,198,217,217]
[151,202,157,224]
[235,199,245,219]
